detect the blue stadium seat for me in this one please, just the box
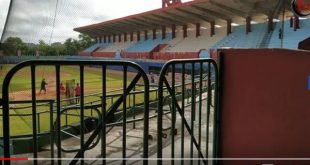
[200,23,268,57]
[268,19,310,49]
[83,43,110,52]
[125,33,172,52]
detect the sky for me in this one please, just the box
[0,0,192,44]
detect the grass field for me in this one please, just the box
[0,64,157,136]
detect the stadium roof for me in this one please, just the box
[74,0,292,37]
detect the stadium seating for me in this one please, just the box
[200,23,268,57]
[83,43,110,52]
[125,33,172,52]
[268,19,310,49]
[164,27,226,52]
[81,19,310,59]
[98,41,134,52]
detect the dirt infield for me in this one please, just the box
[7,67,138,101]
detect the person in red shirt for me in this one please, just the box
[75,83,81,104]
[60,83,65,94]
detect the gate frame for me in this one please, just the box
[156,58,220,165]
[1,60,150,165]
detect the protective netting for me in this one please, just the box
[1,0,106,44]
[0,0,163,44]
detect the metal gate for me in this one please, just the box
[1,60,150,165]
[1,58,218,165]
[157,59,219,165]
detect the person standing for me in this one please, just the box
[39,78,48,94]
[60,83,66,94]
[278,28,283,39]
[75,83,81,104]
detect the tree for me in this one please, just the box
[64,38,80,55]
[2,37,25,55]
[0,33,95,56]
[78,33,94,50]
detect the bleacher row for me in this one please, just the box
[81,19,310,60]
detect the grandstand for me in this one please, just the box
[75,0,309,61]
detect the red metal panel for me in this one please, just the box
[298,37,310,51]
[122,52,150,59]
[79,51,91,56]
[154,52,199,60]
[92,52,115,58]
[218,49,310,165]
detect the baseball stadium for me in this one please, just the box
[0,0,310,164]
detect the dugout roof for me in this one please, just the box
[74,0,292,37]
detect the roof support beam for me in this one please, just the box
[75,28,104,36]
[110,22,149,33]
[164,11,200,24]
[209,1,247,18]
[237,0,271,16]
[175,8,214,23]
[94,25,126,34]
[124,19,154,28]
[191,5,231,21]
[152,14,188,25]
[142,16,182,26]
[134,17,162,27]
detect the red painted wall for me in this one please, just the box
[79,51,91,56]
[153,52,198,60]
[122,52,150,59]
[218,49,310,165]
[298,37,310,51]
[92,52,115,58]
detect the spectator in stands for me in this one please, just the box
[60,83,65,94]
[279,28,283,39]
[39,78,48,94]
[150,72,155,83]
[75,83,81,104]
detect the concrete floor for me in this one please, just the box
[13,92,215,165]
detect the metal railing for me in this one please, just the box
[1,58,218,165]
[1,60,150,165]
[157,58,219,165]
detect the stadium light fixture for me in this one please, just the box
[273,18,281,22]
[231,23,239,26]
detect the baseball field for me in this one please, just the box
[0,64,156,136]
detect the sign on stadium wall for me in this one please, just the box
[291,0,310,17]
